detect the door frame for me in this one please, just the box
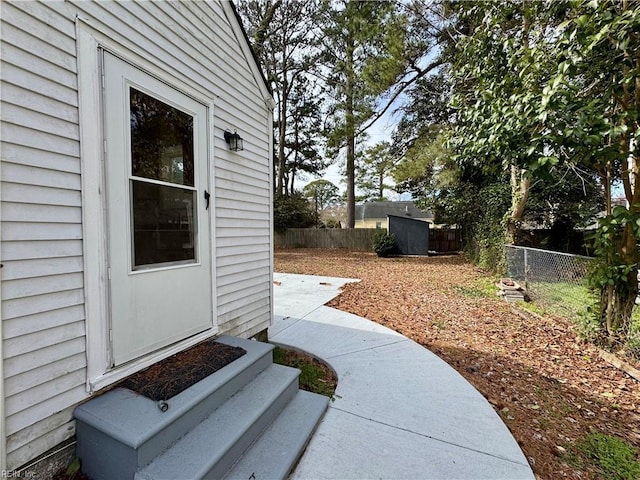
[77,20,218,392]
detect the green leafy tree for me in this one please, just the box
[391,68,456,225]
[357,141,397,201]
[283,78,327,194]
[302,179,340,226]
[523,167,604,249]
[273,192,316,231]
[392,72,452,157]
[394,4,603,264]
[393,128,450,205]
[450,0,570,244]
[372,231,397,257]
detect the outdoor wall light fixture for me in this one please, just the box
[224,130,244,151]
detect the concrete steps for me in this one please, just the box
[223,390,329,480]
[74,336,329,480]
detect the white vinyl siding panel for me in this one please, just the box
[216,188,270,208]
[1,0,272,469]
[2,104,79,142]
[5,368,86,417]
[2,204,82,224]
[4,354,86,398]
[2,223,83,242]
[216,250,270,269]
[0,63,78,108]
[0,26,77,83]
[1,125,80,159]
[2,163,81,189]
[2,183,82,207]
[6,408,78,462]
[2,290,85,322]
[2,83,78,124]
[1,240,83,261]
[1,257,84,281]
[3,305,86,340]
[1,0,85,468]
[1,1,77,51]
[5,386,86,436]
[1,145,81,174]
[3,273,84,300]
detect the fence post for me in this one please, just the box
[524,247,528,289]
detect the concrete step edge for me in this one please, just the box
[223,390,330,480]
[135,364,301,480]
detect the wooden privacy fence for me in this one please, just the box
[275,228,462,253]
[429,228,462,253]
[274,228,380,250]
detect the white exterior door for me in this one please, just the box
[103,52,214,366]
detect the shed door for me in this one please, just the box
[103,53,214,366]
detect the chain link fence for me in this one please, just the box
[504,245,596,319]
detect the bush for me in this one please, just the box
[323,219,342,229]
[373,231,396,257]
[273,193,315,231]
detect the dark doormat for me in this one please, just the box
[118,339,246,401]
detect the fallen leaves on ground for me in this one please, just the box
[275,249,640,480]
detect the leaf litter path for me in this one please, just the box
[274,249,639,480]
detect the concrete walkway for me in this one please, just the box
[269,273,535,480]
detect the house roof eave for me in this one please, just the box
[222,1,275,109]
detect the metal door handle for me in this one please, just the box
[204,190,210,210]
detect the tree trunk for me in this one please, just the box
[599,162,639,348]
[505,165,531,244]
[345,35,356,228]
[599,102,638,348]
[289,149,297,195]
[604,162,612,215]
[504,8,533,246]
[599,264,637,349]
[276,73,288,196]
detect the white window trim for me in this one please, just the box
[1,159,6,474]
[76,18,218,393]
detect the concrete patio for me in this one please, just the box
[270,272,535,479]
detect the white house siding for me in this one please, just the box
[1,0,273,470]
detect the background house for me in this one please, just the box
[0,1,273,473]
[355,200,434,229]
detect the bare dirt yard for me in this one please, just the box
[274,248,640,480]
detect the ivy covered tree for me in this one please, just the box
[450,0,572,244]
[449,0,639,349]
[542,0,640,349]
